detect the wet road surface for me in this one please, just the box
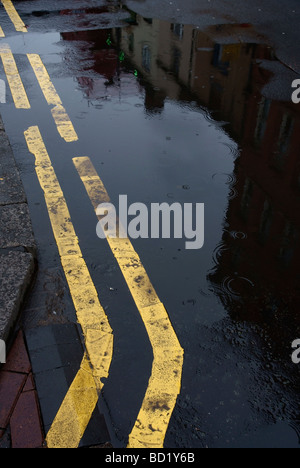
[0,0,299,448]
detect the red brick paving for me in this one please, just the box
[10,391,44,448]
[3,331,31,374]
[0,371,27,429]
[23,374,35,393]
[0,330,45,448]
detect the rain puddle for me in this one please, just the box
[58,9,300,446]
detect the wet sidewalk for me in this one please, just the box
[0,115,36,342]
[0,114,40,447]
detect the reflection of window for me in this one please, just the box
[254,98,271,147]
[279,221,298,267]
[259,199,273,243]
[142,45,151,73]
[240,178,253,221]
[273,113,294,171]
[128,33,134,53]
[278,113,293,154]
[297,173,300,191]
[209,82,223,110]
[171,24,184,39]
[212,45,229,75]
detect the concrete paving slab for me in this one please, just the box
[0,128,26,207]
[0,251,35,341]
[0,204,36,254]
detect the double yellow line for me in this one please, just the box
[0,44,78,142]
[0,44,29,109]
[23,128,184,448]
[24,127,113,448]
[1,0,27,35]
[28,54,78,142]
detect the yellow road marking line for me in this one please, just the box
[24,127,113,449]
[0,44,30,109]
[0,26,5,37]
[27,54,78,143]
[47,354,99,449]
[1,0,27,33]
[73,156,184,448]
[46,354,99,449]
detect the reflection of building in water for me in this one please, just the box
[61,13,270,129]
[61,13,300,331]
[61,28,140,100]
[110,14,300,331]
[112,15,272,133]
[59,14,300,438]
[208,60,300,333]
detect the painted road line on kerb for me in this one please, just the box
[27,54,78,143]
[73,156,184,449]
[24,127,113,448]
[47,353,100,448]
[0,44,30,109]
[1,0,27,33]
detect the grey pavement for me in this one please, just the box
[0,115,36,343]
